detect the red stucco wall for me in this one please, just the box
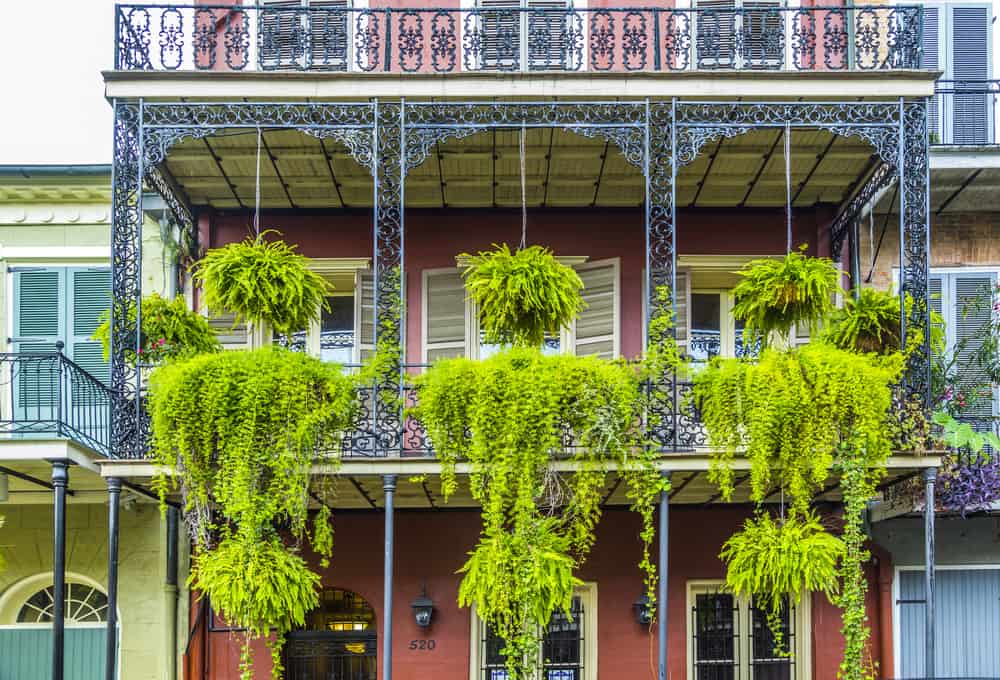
[209,206,834,360]
[190,507,883,680]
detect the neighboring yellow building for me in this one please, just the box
[0,164,185,680]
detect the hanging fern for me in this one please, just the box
[92,293,221,364]
[731,248,840,343]
[461,244,584,348]
[826,288,946,356]
[148,346,355,679]
[195,231,331,336]
[412,347,667,679]
[721,512,844,653]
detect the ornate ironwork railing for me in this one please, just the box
[115,3,923,74]
[930,80,1000,146]
[0,348,113,457]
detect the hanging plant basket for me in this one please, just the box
[461,244,584,348]
[93,293,221,365]
[731,248,840,342]
[825,288,946,356]
[194,231,330,336]
[721,512,844,652]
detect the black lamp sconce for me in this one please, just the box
[411,587,435,629]
[633,593,653,625]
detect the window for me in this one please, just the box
[474,0,578,71]
[922,3,992,144]
[286,588,378,680]
[929,269,1000,425]
[258,0,353,71]
[422,258,619,361]
[16,583,109,625]
[471,584,596,680]
[687,582,810,680]
[695,0,783,70]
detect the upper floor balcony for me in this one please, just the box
[114,2,926,76]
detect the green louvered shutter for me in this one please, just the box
[949,5,991,145]
[953,274,997,424]
[12,269,63,417]
[68,268,111,387]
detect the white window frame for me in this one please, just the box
[686,580,812,680]
[468,582,598,680]
[422,257,619,361]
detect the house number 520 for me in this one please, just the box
[409,640,436,651]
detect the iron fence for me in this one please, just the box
[0,347,113,457]
[930,80,1000,147]
[115,3,923,74]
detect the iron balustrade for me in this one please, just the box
[930,80,1000,146]
[0,348,113,457]
[115,3,924,74]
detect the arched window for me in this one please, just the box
[304,587,376,632]
[16,582,109,624]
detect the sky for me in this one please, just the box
[0,0,117,165]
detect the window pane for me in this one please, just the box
[750,597,792,680]
[690,293,722,363]
[544,596,583,680]
[321,295,355,363]
[693,593,737,680]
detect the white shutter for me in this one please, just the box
[479,0,521,70]
[258,0,308,70]
[206,311,250,351]
[355,270,375,362]
[922,5,943,141]
[674,271,690,356]
[929,276,945,358]
[423,269,469,361]
[573,260,619,358]
[953,274,997,421]
[949,5,991,145]
[695,0,738,69]
[526,0,571,71]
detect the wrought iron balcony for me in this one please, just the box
[0,347,113,457]
[930,80,1000,146]
[115,3,924,74]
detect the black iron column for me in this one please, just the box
[373,100,405,457]
[383,474,397,680]
[658,472,670,680]
[51,460,69,680]
[924,467,937,679]
[105,477,122,680]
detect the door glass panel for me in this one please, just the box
[321,295,355,364]
[693,593,737,680]
[750,597,792,680]
[690,293,722,364]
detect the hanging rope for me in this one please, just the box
[519,123,527,250]
[253,126,262,238]
[784,123,792,254]
[868,209,875,276]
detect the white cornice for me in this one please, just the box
[0,205,111,225]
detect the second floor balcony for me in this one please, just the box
[115,2,925,75]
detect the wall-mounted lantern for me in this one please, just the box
[411,588,434,629]
[633,593,653,625]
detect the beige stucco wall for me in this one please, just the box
[862,211,1000,289]
[0,500,172,680]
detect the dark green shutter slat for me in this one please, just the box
[16,270,60,338]
[0,628,107,680]
[70,269,111,337]
[954,275,995,420]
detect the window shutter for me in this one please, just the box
[258,1,308,70]
[526,0,570,71]
[922,5,942,140]
[68,268,111,387]
[953,275,996,421]
[950,5,990,145]
[741,0,783,70]
[355,270,375,362]
[674,271,690,355]
[929,276,944,357]
[696,0,738,69]
[309,0,350,71]
[12,269,63,412]
[206,312,249,351]
[479,0,521,70]
[423,269,468,361]
[573,260,618,358]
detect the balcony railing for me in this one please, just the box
[115,3,923,74]
[930,80,1000,147]
[0,348,113,457]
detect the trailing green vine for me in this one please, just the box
[149,347,355,679]
[413,348,666,678]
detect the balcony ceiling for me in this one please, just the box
[162,126,879,210]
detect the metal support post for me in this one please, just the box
[924,467,937,680]
[51,460,69,680]
[658,472,670,680]
[106,477,122,680]
[383,475,397,680]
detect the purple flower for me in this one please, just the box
[939,455,1000,517]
